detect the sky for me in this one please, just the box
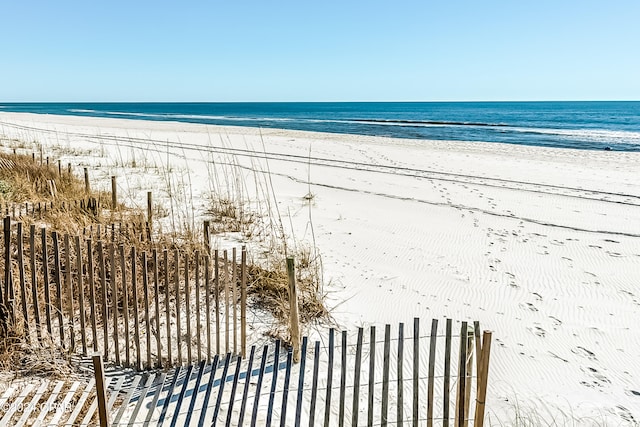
[1,0,639,102]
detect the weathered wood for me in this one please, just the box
[147,191,153,228]
[29,225,42,341]
[232,247,238,355]
[3,217,13,316]
[309,340,321,427]
[203,220,210,253]
[339,330,347,427]
[109,243,119,365]
[185,360,207,426]
[174,249,182,365]
[287,256,301,362]
[205,254,212,363]
[194,251,202,362]
[443,318,453,427]
[398,322,405,427]
[474,331,492,427]
[132,246,141,370]
[93,355,109,427]
[241,246,247,357]
[87,239,98,352]
[84,167,90,193]
[16,223,29,339]
[74,236,86,354]
[97,241,109,358]
[143,252,152,369]
[184,253,192,365]
[352,327,364,427]
[413,318,420,427]
[427,319,438,427]
[294,337,308,427]
[381,324,391,427]
[238,347,255,427]
[153,249,162,367]
[251,345,270,427]
[42,228,53,337]
[464,327,474,427]
[455,322,468,427]
[280,348,294,427]
[368,326,376,427]
[111,175,117,209]
[52,232,65,347]
[120,244,130,367]
[169,365,194,427]
[164,249,172,366]
[223,250,229,354]
[266,340,281,427]
[214,249,220,355]
[324,328,335,427]
[63,234,75,350]
[226,355,244,427]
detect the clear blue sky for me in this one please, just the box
[1,0,639,102]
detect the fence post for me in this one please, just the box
[147,192,153,229]
[92,354,110,427]
[3,216,14,322]
[111,176,117,210]
[286,257,301,363]
[203,220,210,254]
[84,168,90,193]
[474,331,492,427]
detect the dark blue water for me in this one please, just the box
[1,102,640,151]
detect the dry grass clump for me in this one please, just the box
[246,248,328,339]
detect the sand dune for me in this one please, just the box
[1,111,639,424]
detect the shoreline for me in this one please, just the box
[1,110,640,424]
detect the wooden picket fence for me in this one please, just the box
[0,216,248,369]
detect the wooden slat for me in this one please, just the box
[97,241,109,359]
[168,365,194,427]
[413,318,420,427]
[212,354,232,426]
[381,324,391,427]
[232,247,238,355]
[49,381,80,426]
[87,239,99,352]
[308,340,321,427]
[52,232,65,348]
[398,322,404,427]
[443,319,452,427]
[120,244,130,367]
[474,331,492,427]
[237,347,255,427]
[15,381,50,427]
[250,345,270,427]
[29,225,42,342]
[109,243,119,365]
[223,250,229,354]
[153,249,162,367]
[143,373,167,426]
[323,328,335,427]
[368,326,376,427]
[198,355,221,427]
[266,340,281,427]
[16,223,30,339]
[294,336,308,427]
[132,247,141,370]
[456,322,468,427]
[205,255,212,363]
[64,379,95,427]
[79,377,114,427]
[194,251,202,362]
[143,252,152,369]
[226,355,244,427]
[240,246,247,357]
[352,327,364,427]
[35,381,65,426]
[41,228,53,337]
[427,319,438,427]
[214,250,220,355]
[184,360,207,426]
[64,235,76,350]
[164,249,172,366]
[184,253,192,365]
[339,330,347,427]
[279,348,294,427]
[174,249,182,365]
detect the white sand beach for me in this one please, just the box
[1,111,640,424]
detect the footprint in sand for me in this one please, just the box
[580,366,611,388]
[548,316,562,329]
[519,302,538,312]
[528,324,546,337]
[572,346,597,361]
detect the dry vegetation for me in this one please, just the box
[0,145,328,376]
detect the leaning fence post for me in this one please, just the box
[286,257,301,363]
[474,331,493,427]
[92,354,110,427]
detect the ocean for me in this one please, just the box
[1,101,639,152]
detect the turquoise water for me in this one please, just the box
[1,102,639,151]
